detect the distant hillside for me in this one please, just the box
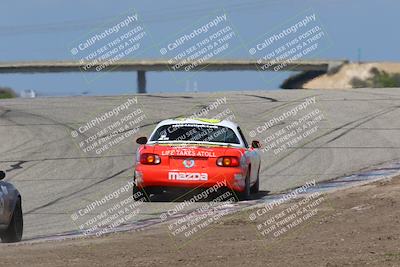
[0,87,17,99]
[302,63,400,89]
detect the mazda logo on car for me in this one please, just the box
[183,159,195,168]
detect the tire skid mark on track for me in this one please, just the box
[346,88,400,99]
[5,161,27,173]
[326,106,400,143]
[143,95,194,99]
[0,108,64,182]
[243,94,278,102]
[262,105,400,176]
[0,154,136,163]
[0,108,72,155]
[24,166,132,215]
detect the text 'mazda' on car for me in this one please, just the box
[133,118,262,201]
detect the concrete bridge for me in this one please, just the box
[0,59,348,93]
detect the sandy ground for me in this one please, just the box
[304,62,400,89]
[1,176,399,267]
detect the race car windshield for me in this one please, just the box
[150,124,240,144]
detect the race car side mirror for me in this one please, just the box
[0,171,5,180]
[251,140,261,149]
[136,136,148,145]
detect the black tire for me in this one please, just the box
[250,166,260,194]
[238,169,251,201]
[1,198,23,243]
[132,186,150,202]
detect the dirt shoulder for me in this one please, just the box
[1,176,400,267]
[303,62,400,89]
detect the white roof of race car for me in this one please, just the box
[148,118,245,147]
[155,118,238,129]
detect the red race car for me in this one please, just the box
[133,118,261,200]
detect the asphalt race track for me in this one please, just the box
[1,88,400,240]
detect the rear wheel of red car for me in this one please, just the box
[238,169,251,201]
[250,166,260,193]
[132,186,150,202]
[1,198,23,243]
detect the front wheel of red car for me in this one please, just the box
[1,198,23,243]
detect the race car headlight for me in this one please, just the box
[140,153,161,165]
[216,156,239,167]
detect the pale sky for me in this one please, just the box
[0,0,398,96]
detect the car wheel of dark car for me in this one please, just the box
[1,198,23,243]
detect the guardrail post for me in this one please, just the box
[137,70,146,93]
